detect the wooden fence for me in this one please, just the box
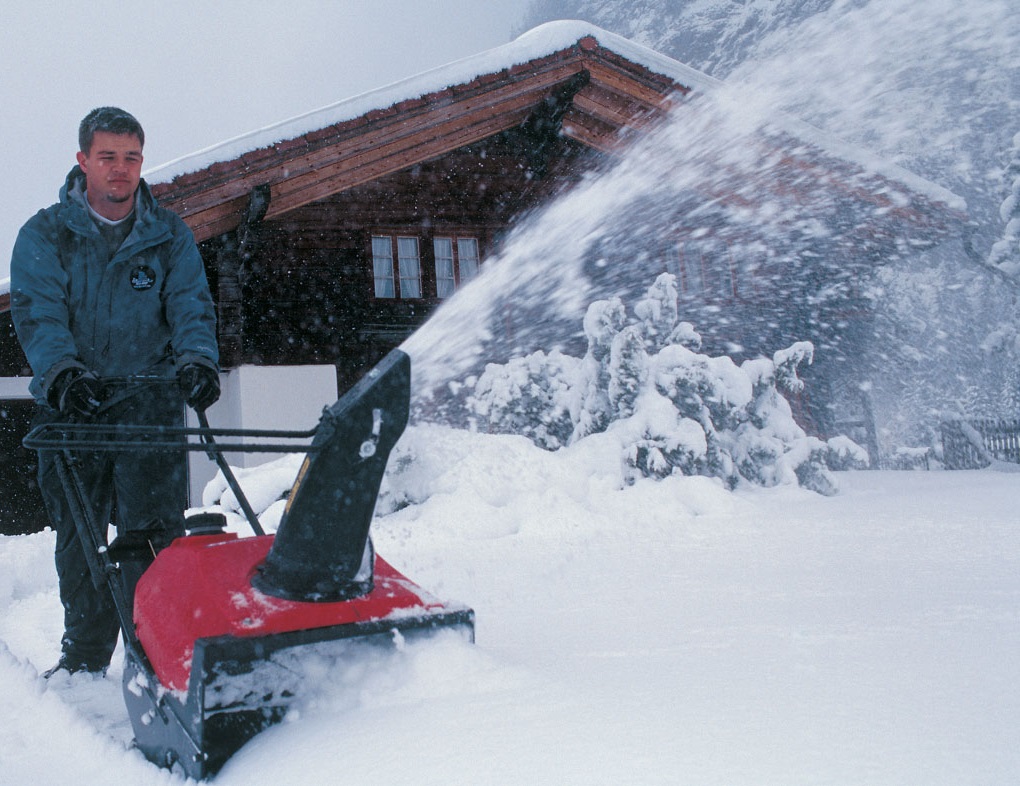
[940,418,1020,469]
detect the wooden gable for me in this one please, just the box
[150,36,682,245]
[219,123,599,386]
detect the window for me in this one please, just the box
[373,233,482,299]
[669,243,705,298]
[397,237,421,299]
[434,238,456,298]
[372,236,395,298]
[373,235,422,299]
[433,236,481,298]
[706,244,736,300]
[669,239,743,301]
[457,238,479,283]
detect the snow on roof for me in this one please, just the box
[146,19,962,212]
[141,21,720,186]
[776,115,965,212]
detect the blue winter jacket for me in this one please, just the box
[10,166,218,405]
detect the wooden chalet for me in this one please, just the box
[0,21,965,531]
[140,23,714,393]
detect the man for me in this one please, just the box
[10,107,220,677]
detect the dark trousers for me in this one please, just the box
[34,384,188,668]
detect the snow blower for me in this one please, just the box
[24,349,474,779]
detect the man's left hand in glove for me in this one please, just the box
[177,363,220,412]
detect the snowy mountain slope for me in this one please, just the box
[0,426,1018,784]
[521,0,851,78]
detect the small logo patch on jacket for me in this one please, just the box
[130,265,156,290]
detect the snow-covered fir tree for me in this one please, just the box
[987,131,1020,280]
[464,274,867,494]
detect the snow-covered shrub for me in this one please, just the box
[467,349,579,450]
[634,271,680,350]
[464,273,863,494]
[608,325,647,420]
[574,297,627,440]
[825,436,871,471]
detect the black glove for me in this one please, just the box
[178,363,220,412]
[54,369,106,419]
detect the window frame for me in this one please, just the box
[371,235,396,298]
[396,236,422,299]
[372,234,423,299]
[669,237,745,303]
[433,236,457,299]
[433,235,481,299]
[371,231,483,301]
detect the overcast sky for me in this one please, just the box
[0,1,533,280]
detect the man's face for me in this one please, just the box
[76,130,143,220]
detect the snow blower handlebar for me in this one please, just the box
[24,350,414,596]
[23,393,324,538]
[195,409,265,536]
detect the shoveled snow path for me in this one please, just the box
[0,431,1017,785]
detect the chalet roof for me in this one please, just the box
[144,21,964,246]
[146,21,704,243]
[146,21,719,185]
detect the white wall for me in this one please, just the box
[186,364,338,506]
[0,377,31,399]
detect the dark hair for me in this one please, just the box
[78,107,145,154]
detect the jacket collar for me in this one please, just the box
[58,166,164,238]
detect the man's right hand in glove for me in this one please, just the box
[53,369,106,419]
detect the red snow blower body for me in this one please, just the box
[24,349,474,779]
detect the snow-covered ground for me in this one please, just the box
[0,425,1017,785]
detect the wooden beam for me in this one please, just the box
[268,91,546,206]
[269,109,534,213]
[189,196,250,243]
[561,108,629,153]
[164,60,590,220]
[185,104,536,242]
[573,90,650,129]
[583,60,681,108]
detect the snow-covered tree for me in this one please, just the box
[987,131,1020,280]
[467,349,579,451]
[465,274,866,494]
